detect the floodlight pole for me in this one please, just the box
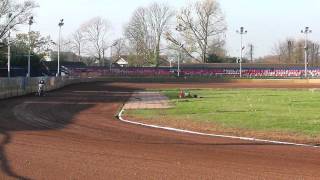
[57,19,64,77]
[27,16,34,78]
[237,27,247,78]
[7,30,11,78]
[301,27,312,78]
[7,13,12,78]
[176,24,187,77]
[240,33,243,77]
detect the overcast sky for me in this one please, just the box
[24,0,320,58]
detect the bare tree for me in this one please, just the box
[308,43,319,65]
[0,0,37,39]
[125,3,173,66]
[14,31,54,55]
[112,38,127,59]
[172,0,227,63]
[272,42,282,63]
[82,17,111,66]
[70,28,85,62]
[148,3,174,66]
[273,39,294,63]
[165,31,197,63]
[125,7,154,65]
[273,38,320,65]
[294,41,304,64]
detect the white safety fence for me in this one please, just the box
[0,77,92,100]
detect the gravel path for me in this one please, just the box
[124,91,171,110]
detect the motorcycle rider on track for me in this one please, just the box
[38,79,45,96]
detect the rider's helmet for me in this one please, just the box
[39,79,45,84]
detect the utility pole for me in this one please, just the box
[287,40,293,63]
[109,41,118,71]
[249,44,254,62]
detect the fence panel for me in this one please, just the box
[0,77,85,100]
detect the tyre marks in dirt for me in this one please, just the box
[14,103,62,129]
[0,82,320,179]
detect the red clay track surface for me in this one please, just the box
[0,82,319,179]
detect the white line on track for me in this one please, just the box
[72,91,159,94]
[24,101,96,105]
[118,108,319,149]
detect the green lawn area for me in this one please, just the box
[127,89,320,137]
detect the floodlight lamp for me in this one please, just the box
[29,16,34,25]
[59,19,64,27]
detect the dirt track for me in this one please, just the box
[0,81,320,179]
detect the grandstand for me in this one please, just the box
[68,63,320,78]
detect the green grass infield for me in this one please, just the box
[126,88,320,144]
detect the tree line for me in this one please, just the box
[0,0,38,67]
[67,0,227,66]
[272,39,320,65]
[1,0,320,70]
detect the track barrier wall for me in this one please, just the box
[1,76,320,100]
[0,76,94,100]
